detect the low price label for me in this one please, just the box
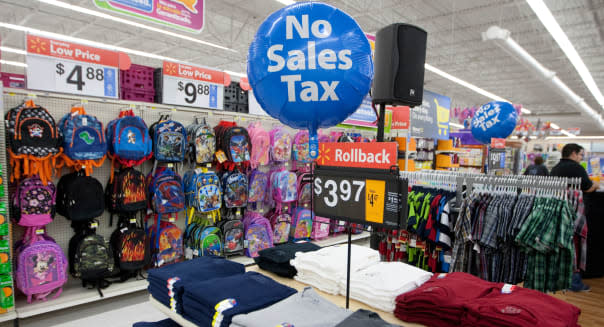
[160,61,224,109]
[26,34,119,98]
[313,166,407,229]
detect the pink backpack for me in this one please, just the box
[13,175,56,227]
[292,130,312,170]
[266,167,297,212]
[269,127,292,163]
[243,212,273,258]
[311,216,331,240]
[15,228,68,303]
[268,209,292,245]
[247,122,270,168]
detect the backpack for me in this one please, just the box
[218,219,244,255]
[268,210,292,245]
[105,167,147,225]
[221,171,248,208]
[268,168,297,212]
[68,226,115,293]
[148,167,185,215]
[198,226,223,257]
[58,106,107,175]
[15,228,68,303]
[56,171,104,222]
[12,175,56,227]
[106,110,152,167]
[242,212,273,258]
[148,221,183,267]
[183,169,222,214]
[247,170,268,208]
[110,216,149,279]
[311,216,331,240]
[6,101,62,183]
[290,207,313,241]
[269,127,292,163]
[292,130,312,166]
[247,122,270,168]
[186,118,215,166]
[296,172,312,206]
[215,122,251,164]
[150,118,187,163]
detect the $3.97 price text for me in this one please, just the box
[314,177,366,208]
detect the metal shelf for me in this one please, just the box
[0,311,16,323]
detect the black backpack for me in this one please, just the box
[110,216,150,281]
[218,219,245,256]
[68,223,115,295]
[5,102,62,157]
[105,167,147,226]
[56,171,105,221]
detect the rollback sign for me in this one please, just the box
[248,2,373,158]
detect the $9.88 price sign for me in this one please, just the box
[26,35,119,98]
[161,61,224,109]
[313,166,406,229]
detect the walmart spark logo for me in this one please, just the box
[317,144,331,165]
[28,37,47,54]
[165,62,178,75]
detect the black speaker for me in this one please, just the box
[372,23,427,107]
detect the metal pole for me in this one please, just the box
[371,103,388,250]
[346,223,352,309]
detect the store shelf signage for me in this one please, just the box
[410,90,451,140]
[317,142,398,170]
[247,2,373,158]
[94,0,204,34]
[313,166,407,229]
[390,106,410,130]
[26,35,119,98]
[160,61,224,109]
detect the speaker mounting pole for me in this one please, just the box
[376,103,387,142]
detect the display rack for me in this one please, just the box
[2,87,374,320]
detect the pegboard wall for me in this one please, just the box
[2,89,378,260]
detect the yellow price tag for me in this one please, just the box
[365,179,385,224]
[236,210,241,216]
[129,218,137,224]
[201,167,208,173]
[215,150,228,164]
[206,163,212,168]
[35,229,44,235]
[259,208,264,213]
[168,163,174,168]
[169,217,175,222]
[90,222,98,228]
[81,99,88,104]
[129,104,136,109]
[27,93,37,98]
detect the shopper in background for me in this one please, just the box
[524,156,549,176]
[551,143,599,292]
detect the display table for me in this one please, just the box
[149,264,425,327]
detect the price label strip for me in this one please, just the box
[26,34,119,98]
[160,61,224,109]
[313,166,407,229]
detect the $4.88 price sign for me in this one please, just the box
[313,166,407,229]
[161,61,224,109]
[26,35,119,98]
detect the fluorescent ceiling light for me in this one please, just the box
[0,59,28,67]
[560,129,576,138]
[526,0,604,110]
[36,0,237,53]
[0,22,180,62]
[547,136,604,140]
[450,122,464,129]
[275,0,296,5]
[0,46,26,55]
[224,70,246,78]
[550,123,560,129]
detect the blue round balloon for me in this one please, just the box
[471,101,518,144]
[247,2,373,157]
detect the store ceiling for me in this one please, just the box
[0,0,603,134]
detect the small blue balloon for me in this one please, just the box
[471,101,518,144]
[247,2,373,158]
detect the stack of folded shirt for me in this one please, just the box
[254,242,321,278]
[344,261,432,312]
[395,272,500,327]
[181,272,297,327]
[230,287,352,327]
[463,285,580,327]
[335,309,400,327]
[147,256,245,313]
[291,244,380,294]
[132,319,180,327]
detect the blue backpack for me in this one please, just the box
[106,110,152,166]
[59,106,106,161]
[151,118,186,163]
[221,171,248,209]
[148,167,185,215]
[183,169,222,223]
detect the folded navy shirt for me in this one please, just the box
[254,242,321,278]
[147,256,245,310]
[182,272,297,327]
[132,318,180,327]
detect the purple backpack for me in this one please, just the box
[266,167,297,212]
[243,212,273,258]
[269,127,292,163]
[13,175,56,227]
[268,210,292,245]
[248,170,268,205]
[15,228,68,303]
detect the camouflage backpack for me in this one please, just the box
[68,225,114,293]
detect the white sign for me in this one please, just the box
[160,61,224,110]
[25,34,119,98]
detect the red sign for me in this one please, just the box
[390,106,410,130]
[491,138,506,149]
[163,61,226,85]
[317,142,398,170]
[27,35,120,67]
